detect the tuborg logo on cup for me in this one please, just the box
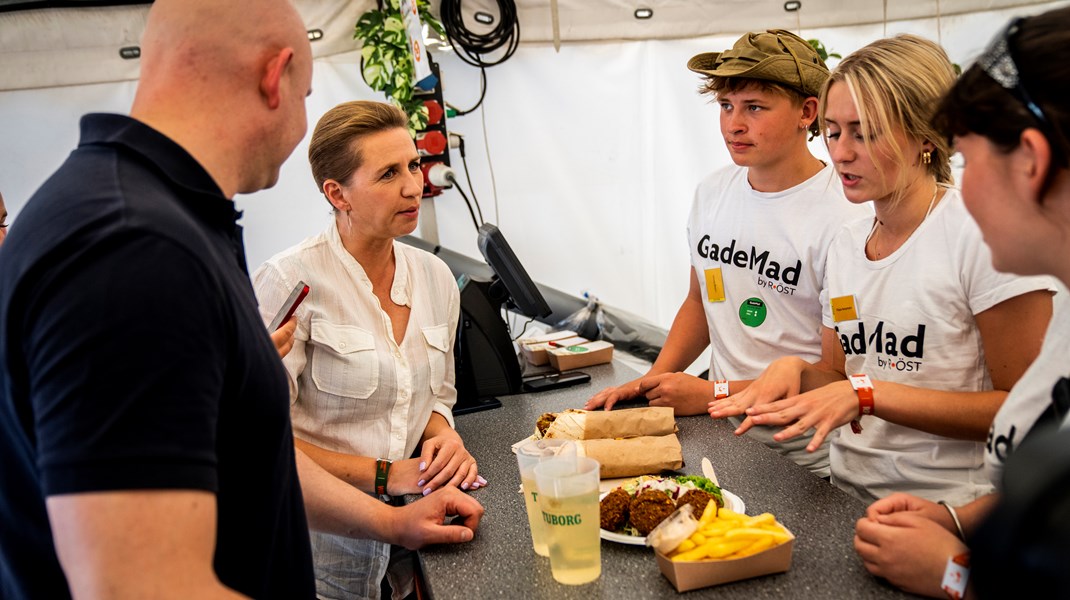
[542,512,583,526]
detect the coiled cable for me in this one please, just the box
[439,0,520,68]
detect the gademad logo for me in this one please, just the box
[696,236,801,286]
[835,321,927,372]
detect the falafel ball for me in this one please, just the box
[599,487,631,531]
[676,489,719,517]
[629,490,676,535]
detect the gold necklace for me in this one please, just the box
[868,183,939,259]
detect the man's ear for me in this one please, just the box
[261,47,295,110]
[1019,128,1053,199]
[800,97,819,130]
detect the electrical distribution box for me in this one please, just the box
[414,57,450,198]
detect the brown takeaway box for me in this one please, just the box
[654,529,795,592]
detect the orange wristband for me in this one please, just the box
[848,374,874,434]
[713,379,729,400]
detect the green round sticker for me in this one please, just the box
[739,297,767,327]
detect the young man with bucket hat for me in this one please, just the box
[587,30,868,476]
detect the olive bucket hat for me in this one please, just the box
[687,29,830,98]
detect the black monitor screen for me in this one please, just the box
[477,223,551,319]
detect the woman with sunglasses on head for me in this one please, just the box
[853,9,1070,598]
[710,34,1054,505]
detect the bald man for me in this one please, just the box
[0,190,7,246]
[0,1,481,599]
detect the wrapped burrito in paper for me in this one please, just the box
[578,434,685,478]
[535,407,677,440]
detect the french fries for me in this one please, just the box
[667,503,791,562]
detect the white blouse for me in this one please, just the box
[252,221,460,461]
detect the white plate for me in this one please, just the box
[598,489,745,545]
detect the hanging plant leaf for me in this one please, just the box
[354,0,444,136]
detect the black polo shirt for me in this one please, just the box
[0,114,315,599]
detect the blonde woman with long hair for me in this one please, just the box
[709,35,1053,505]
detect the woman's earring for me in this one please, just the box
[922,150,932,165]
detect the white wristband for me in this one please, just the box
[940,553,970,599]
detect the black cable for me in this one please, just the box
[456,136,485,224]
[449,175,482,232]
[439,0,520,68]
[447,67,487,116]
[511,315,537,342]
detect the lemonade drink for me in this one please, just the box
[534,456,601,585]
[539,490,601,584]
[521,476,550,556]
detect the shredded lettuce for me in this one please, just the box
[674,475,722,497]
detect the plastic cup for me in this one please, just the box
[516,439,574,557]
[534,456,602,585]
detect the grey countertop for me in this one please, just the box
[416,360,914,599]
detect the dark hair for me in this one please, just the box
[700,77,819,136]
[933,8,1070,170]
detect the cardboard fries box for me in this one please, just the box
[654,529,795,592]
[518,331,587,366]
[546,340,613,371]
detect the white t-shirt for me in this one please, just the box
[985,293,1070,487]
[688,164,870,476]
[823,188,1054,505]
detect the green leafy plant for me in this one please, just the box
[807,38,842,63]
[355,0,445,133]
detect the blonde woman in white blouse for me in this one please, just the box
[253,100,481,600]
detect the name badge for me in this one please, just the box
[704,268,726,303]
[830,295,859,322]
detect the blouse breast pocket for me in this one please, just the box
[421,324,451,396]
[309,319,379,399]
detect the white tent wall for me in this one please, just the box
[1,1,1067,355]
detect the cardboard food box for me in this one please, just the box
[547,340,614,371]
[519,332,587,366]
[654,530,795,592]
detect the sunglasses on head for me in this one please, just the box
[978,17,1049,126]
[977,16,1069,167]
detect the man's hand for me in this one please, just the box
[854,512,967,598]
[270,317,296,358]
[585,376,644,411]
[391,487,484,550]
[586,372,712,415]
[635,372,712,416]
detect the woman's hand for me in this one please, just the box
[270,316,297,358]
[417,428,483,495]
[708,357,807,419]
[855,512,968,598]
[384,458,426,496]
[739,380,858,452]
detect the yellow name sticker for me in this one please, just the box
[830,295,859,322]
[704,268,726,303]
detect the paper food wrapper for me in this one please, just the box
[540,407,677,440]
[578,434,684,478]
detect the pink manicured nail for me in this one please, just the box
[422,487,432,496]
[462,482,470,490]
[477,476,488,485]
[417,480,426,487]
[419,462,427,471]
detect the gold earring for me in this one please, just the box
[922,150,932,165]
